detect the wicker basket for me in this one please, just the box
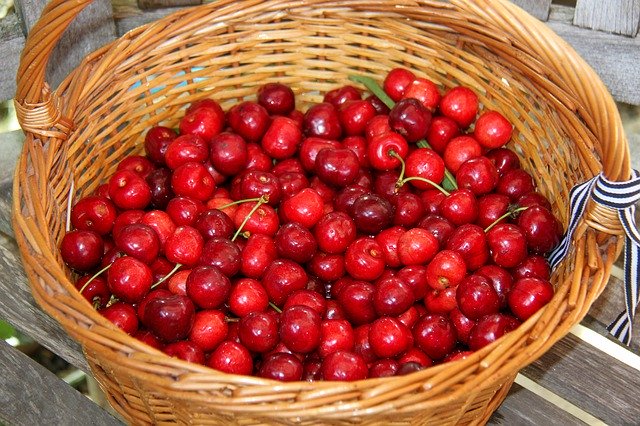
[13,0,631,424]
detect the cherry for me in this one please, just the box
[240,233,277,279]
[99,302,138,335]
[403,77,441,111]
[179,100,225,142]
[443,136,482,174]
[302,102,342,140]
[373,169,409,202]
[516,205,562,254]
[365,115,393,141]
[164,134,208,170]
[476,193,511,230]
[324,85,361,107]
[275,222,318,263]
[468,313,520,351]
[339,99,376,136]
[397,347,433,369]
[166,196,205,226]
[234,170,282,206]
[164,226,203,267]
[334,185,369,214]
[164,341,205,364]
[324,299,347,320]
[369,317,412,358]
[440,189,479,226]
[397,228,439,266]
[280,305,321,353]
[208,132,248,176]
[142,293,195,342]
[496,169,535,201]
[238,311,279,353]
[233,201,279,237]
[262,259,308,306]
[344,237,385,281]
[508,277,554,321]
[278,172,309,198]
[337,281,376,326]
[425,249,467,289]
[146,168,175,209]
[259,352,304,382]
[186,265,231,309]
[445,224,489,271]
[473,110,513,149]
[280,188,324,228]
[418,214,455,248]
[383,68,416,102]
[350,193,394,234]
[426,116,460,154]
[283,289,327,316]
[76,275,110,308]
[60,230,104,271]
[194,209,234,240]
[198,238,241,277]
[257,82,295,115]
[227,101,271,142]
[308,252,346,282]
[449,308,475,345]
[208,340,253,375]
[167,269,190,295]
[366,94,390,115]
[369,359,400,378]
[420,189,446,215]
[388,98,432,142]
[456,156,499,196]
[133,330,164,350]
[228,278,269,317]
[396,265,430,301]
[486,223,528,268]
[244,143,273,172]
[393,192,425,228]
[71,196,117,236]
[171,161,216,201]
[373,276,414,316]
[261,117,302,160]
[108,169,152,210]
[318,319,354,358]
[114,223,160,264]
[397,305,424,329]
[374,226,404,268]
[189,309,228,352]
[513,255,551,281]
[315,147,360,186]
[456,274,501,321]
[272,158,305,176]
[368,132,409,171]
[314,212,356,254]
[475,264,513,309]
[321,350,368,381]
[413,314,457,360]
[298,137,341,172]
[341,135,369,168]
[144,126,177,165]
[404,148,446,190]
[439,86,479,128]
[486,147,521,176]
[424,286,458,314]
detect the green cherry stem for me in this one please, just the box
[484,206,529,233]
[388,150,407,188]
[348,74,395,109]
[231,195,268,242]
[269,302,283,314]
[400,176,450,196]
[151,262,182,289]
[79,262,112,295]
[216,197,264,211]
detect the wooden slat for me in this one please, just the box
[510,0,552,20]
[0,130,24,237]
[13,0,117,91]
[573,0,640,36]
[0,340,122,426]
[521,333,640,425]
[0,13,25,103]
[137,0,202,9]
[546,5,640,105]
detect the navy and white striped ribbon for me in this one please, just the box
[549,169,640,346]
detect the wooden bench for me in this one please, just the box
[1,1,639,424]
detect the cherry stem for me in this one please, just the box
[348,74,395,109]
[216,197,264,211]
[79,263,112,295]
[416,140,458,191]
[388,150,407,188]
[65,177,75,232]
[400,176,450,197]
[151,262,182,289]
[269,302,282,314]
[225,317,240,323]
[232,195,268,242]
[484,206,529,233]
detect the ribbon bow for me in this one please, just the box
[548,169,640,346]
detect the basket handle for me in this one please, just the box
[14,0,94,139]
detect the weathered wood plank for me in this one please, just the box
[0,340,122,426]
[0,130,24,238]
[0,13,25,103]
[546,5,640,105]
[137,0,202,9]
[521,333,640,425]
[511,0,553,20]
[0,234,89,373]
[489,383,585,425]
[574,0,640,36]
[13,0,117,91]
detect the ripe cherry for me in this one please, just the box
[208,340,253,375]
[99,302,138,335]
[227,101,271,142]
[413,314,457,360]
[280,305,322,353]
[439,86,479,128]
[318,319,355,358]
[238,311,279,353]
[71,196,117,236]
[261,116,303,160]
[369,317,412,358]
[189,309,228,352]
[240,233,278,279]
[164,134,209,170]
[443,136,482,174]
[60,230,104,271]
[179,100,225,142]
[508,277,554,321]
[388,98,432,142]
[186,265,231,309]
[338,99,376,136]
[257,82,295,115]
[473,110,513,149]
[426,116,460,154]
[275,222,318,263]
[486,223,528,268]
[456,156,500,196]
[425,249,467,290]
[350,193,394,234]
[262,259,308,306]
[280,188,324,228]
[259,353,304,382]
[344,237,385,281]
[302,102,342,140]
[404,148,446,190]
[403,77,441,111]
[372,277,414,316]
[456,274,501,321]
[108,169,152,210]
[321,350,368,381]
[383,68,416,102]
[209,132,248,176]
[144,126,177,165]
[314,211,357,254]
[468,313,520,351]
[315,147,360,186]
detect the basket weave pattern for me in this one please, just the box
[13,0,630,424]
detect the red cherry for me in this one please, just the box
[315,147,360,186]
[262,259,308,306]
[261,116,303,160]
[280,188,324,228]
[468,313,520,351]
[449,308,475,345]
[426,116,460,154]
[344,237,385,281]
[298,137,342,172]
[396,265,430,301]
[164,226,203,266]
[424,286,458,314]
[367,132,409,171]
[144,126,177,165]
[337,281,376,326]
[365,115,393,141]
[166,196,205,226]
[508,278,554,321]
[164,341,205,364]
[456,156,500,196]
[486,223,528,268]
[114,223,160,264]
[324,85,361,107]
[60,230,104,271]
[240,233,277,279]
[393,192,425,228]
[318,319,355,358]
[413,314,457,360]
[366,94,390,115]
[99,302,138,335]
[257,82,295,115]
[513,255,551,281]
[71,196,117,235]
[338,99,376,136]
[280,305,321,354]
[403,77,441,111]
[369,317,412,358]
[456,274,501,321]
[189,309,228,352]
[349,193,394,234]
[179,100,225,142]
[245,143,273,172]
[372,277,414,316]
[233,202,279,237]
[308,252,346,283]
[321,350,368,381]
[193,208,234,240]
[397,228,439,266]
[141,209,176,249]
[228,278,269,317]
[445,224,489,271]
[443,136,482,174]
[186,265,231,309]
[283,289,327,316]
[374,225,404,268]
[404,148,445,190]
[238,311,279,353]
[473,110,513,149]
[516,205,563,254]
[383,68,416,102]
[425,249,467,290]
[302,102,342,140]
[439,86,479,128]
[164,134,208,170]
[388,98,432,142]
[496,169,536,201]
[486,147,521,177]
[227,101,271,142]
[107,256,153,303]
[209,132,248,176]
[259,352,304,382]
[476,193,511,229]
[75,275,110,308]
[278,172,309,198]
[108,169,152,210]
[314,211,357,254]
[275,222,317,263]
[418,214,455,248]
[475,264,514,309]
[516,192,553,211]
[440,189,479,226]
[116,155,154,178]
[208,341,253,375]
[171,161,216,201]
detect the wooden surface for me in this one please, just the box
[511,0,552,20]
[0,13,25,103]
[137,0,202,9]
[574,0,640,36]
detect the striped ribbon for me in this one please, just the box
[549,170,640,346]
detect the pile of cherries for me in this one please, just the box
[59,68,563,382]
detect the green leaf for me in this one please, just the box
[0,320,15,340]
